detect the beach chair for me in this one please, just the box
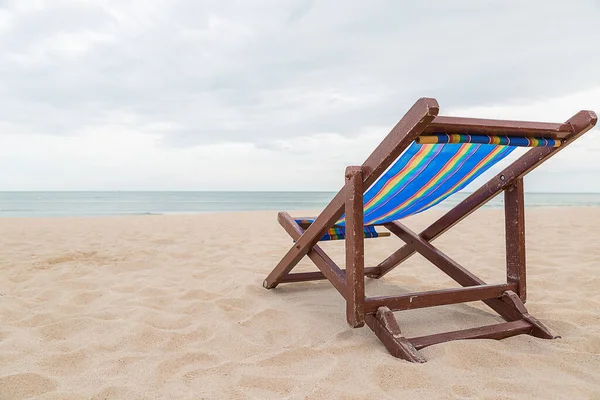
[263,98,597,362]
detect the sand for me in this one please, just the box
[1,207,599,399]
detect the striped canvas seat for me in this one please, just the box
[302,134,559,240]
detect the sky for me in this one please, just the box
[0,0,599,192]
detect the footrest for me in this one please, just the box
[408,319,533,350]
[364,299,556,363]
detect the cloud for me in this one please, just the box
[0,0,598,191]
[449,85,600,180]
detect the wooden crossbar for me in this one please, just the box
[364,283,516,313]
[365,292,556,362]
[279,268,380,284]
[424,116,573,139]
[383,221,486,287]
[409,319,533,350]
[263,97,597,362]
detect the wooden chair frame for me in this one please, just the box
[263,98,597,362]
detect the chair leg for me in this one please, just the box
[364,307,426,363]
[364,290,558,362]
[502,291,558,339]
[505,179,527,302]
[345,166,366,328]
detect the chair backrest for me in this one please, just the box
[337,134,560,226]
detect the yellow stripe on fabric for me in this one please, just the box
[415,136,440,144]
[366,144,475,224]
[416,135,563,147]
[449,134,462,143]
[410,145,508,215]
[362,145,435,214]
[337,145,439,226]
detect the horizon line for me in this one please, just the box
[0,190,599,194]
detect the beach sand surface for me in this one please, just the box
[1,207,599,399]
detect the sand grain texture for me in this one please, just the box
[1,208,599,399]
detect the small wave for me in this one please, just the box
[130,212,163,216]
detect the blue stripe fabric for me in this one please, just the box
[292,224,382,241]
[337,142,516,226]
[297,141,519,241]
[417,133,561,147]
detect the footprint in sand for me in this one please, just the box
[154,352,219,380]
[215,297,257,313]
[256,347,335,377]
[162,327,214,351]
[373,363,431,391]
[37,318,95,341]
[236,374,295,398]
[70,290,104,306]
[179,288,219,301]
[90,385,144,399]
[237,309,299,346]
[140,310,193,330]
[34,251,104,270]
[14,313,56,328]
[0,372,57,399]
[100,356,147,376]
[138,287,169,298]
[39,349,89,376]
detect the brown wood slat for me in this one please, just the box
[409,319,533,350]
[294,219,336,230]
[384,221,486,287]
[365,307,426,363]
[345,166,366,327]
[364,283,516,313]
[425,116,573,139]
[505,179,527,301]
[279,267,380,284]
[502,291,558,339]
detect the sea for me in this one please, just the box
[0,191,599,218]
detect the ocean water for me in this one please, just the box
[0,191,599,218]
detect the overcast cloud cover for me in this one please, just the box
[0,0,599,191]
